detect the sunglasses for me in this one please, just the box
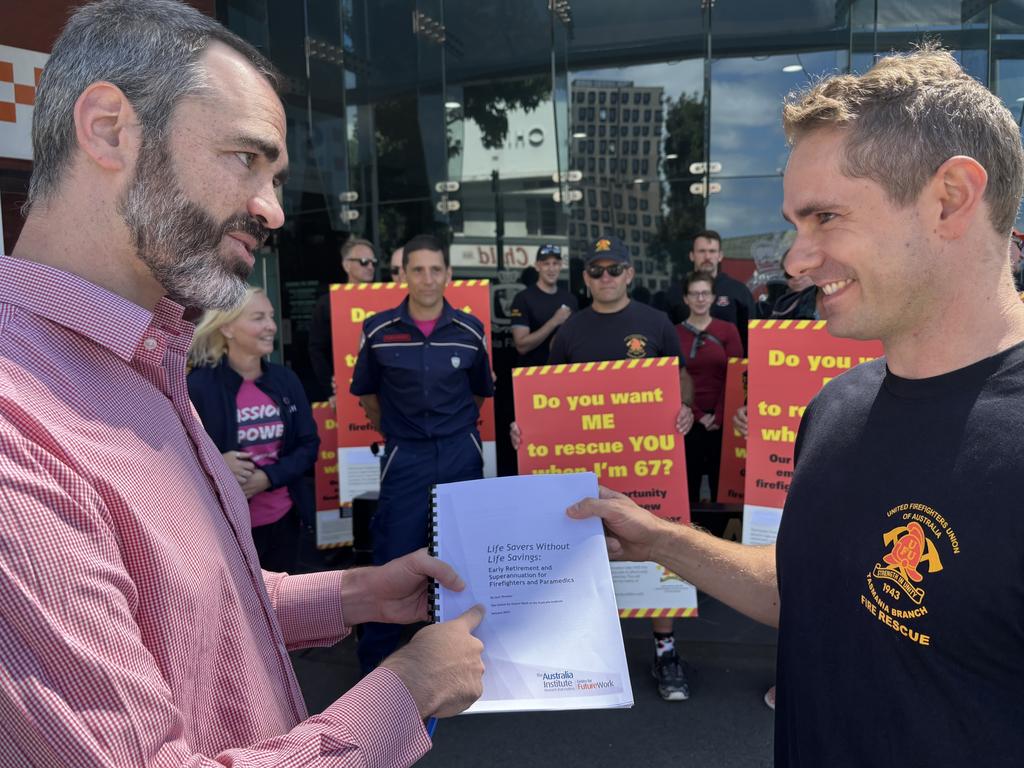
[345,257,377,267]
[585,263,628,278]
[686,290,713,299]
[390,267,402,276]
[538,245,562,258]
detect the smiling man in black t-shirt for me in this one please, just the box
[509,243,578,368]
[570,48,1024,767]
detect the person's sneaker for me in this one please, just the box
[651,652,690,701]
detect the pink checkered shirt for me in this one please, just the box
[0,257,430,767]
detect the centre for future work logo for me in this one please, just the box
[537,669,617,693]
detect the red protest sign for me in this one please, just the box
[512,357,688,521]
[744,319,883,542]
[311,401,339,511]
[717,357,747,504]
[330,280,496,502]
[512,357,696,617]
[311,401,351,549]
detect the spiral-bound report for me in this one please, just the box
[428,473,633,713]
[428,485,441,623]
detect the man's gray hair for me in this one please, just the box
[27,0,279,211]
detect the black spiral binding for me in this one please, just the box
[427,485,440,623]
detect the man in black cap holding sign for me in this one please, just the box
[512,235,696,700]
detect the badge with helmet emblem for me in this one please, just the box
[624,334,648,358]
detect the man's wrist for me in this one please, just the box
[649,517,689,568]
[379,650,432,718]
[339,566,376,627]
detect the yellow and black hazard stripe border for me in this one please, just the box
[330,279,490,291]
[512,356,679,378]
[619,607,698,619]
[748,319,826,330]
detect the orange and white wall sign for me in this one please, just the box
[0,45,48,161]
[330,280,497,503]
[512,357,697,618]
[743,320,883,543]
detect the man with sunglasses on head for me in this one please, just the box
[509,243,578,367]
[309,237,379,401]
[512,235,696,701]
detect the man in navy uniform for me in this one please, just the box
[351,233,494,671]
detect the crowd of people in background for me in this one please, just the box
[183,214,794,703]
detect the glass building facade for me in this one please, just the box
[215,0,1024,394]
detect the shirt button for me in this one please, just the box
[143,338,158,351]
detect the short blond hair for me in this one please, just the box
[783,46,1024,234]
[188,286,265,368]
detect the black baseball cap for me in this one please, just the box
[536,243,562,261]
[584,235,630,265]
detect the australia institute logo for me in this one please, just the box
[624,334,648,358]
[860,502,960,647]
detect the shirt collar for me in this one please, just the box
[397,296,455,329]
[0,256,193,361]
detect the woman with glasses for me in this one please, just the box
[675,271,743,503]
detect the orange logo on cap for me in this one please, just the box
[595,238,612,252]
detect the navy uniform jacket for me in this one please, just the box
[350,297,494,441]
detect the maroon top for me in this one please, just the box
[675,317,743,426]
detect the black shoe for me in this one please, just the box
[652,652,690,701]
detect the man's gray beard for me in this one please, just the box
[118,141,251,311]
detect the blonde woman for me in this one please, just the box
[188,288,319,572]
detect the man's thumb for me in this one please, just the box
[455,603,486,631]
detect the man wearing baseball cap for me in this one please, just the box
[512,235,696,700]
[509,243,578,367]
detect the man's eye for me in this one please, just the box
[818,212,836,224]
[235,152,257,168]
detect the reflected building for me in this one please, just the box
[569,79,666,293]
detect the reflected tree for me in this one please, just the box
[454,77,552,153]
[649,90,705,277]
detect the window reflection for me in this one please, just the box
[215,0,1024,386]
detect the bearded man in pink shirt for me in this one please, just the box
[0,1,484,765]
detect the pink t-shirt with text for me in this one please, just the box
[236,380,292,527]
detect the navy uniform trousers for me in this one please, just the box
[356,430,484,672]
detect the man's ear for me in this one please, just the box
[928,155,988,241]
[72,81,139,174]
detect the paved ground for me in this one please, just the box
[291,572,778,768]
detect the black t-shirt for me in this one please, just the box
[509,284,579,367]
[548,300,683,365]
[776,344,1024,767]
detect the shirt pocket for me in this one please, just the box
[430,342,478,373]
[372,342,423,371]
